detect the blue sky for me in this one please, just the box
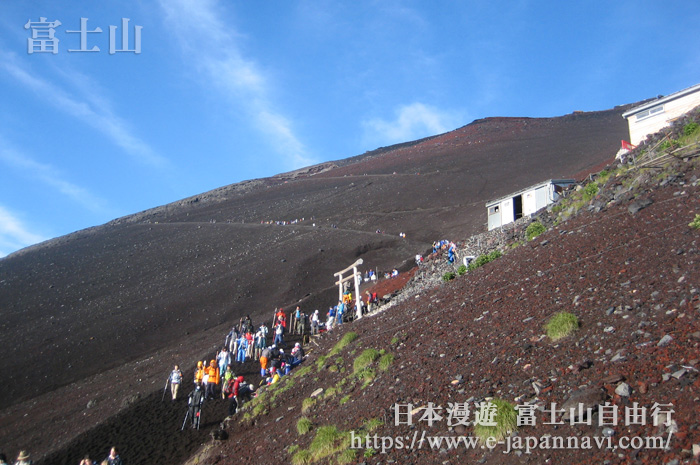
[1,1,698,257]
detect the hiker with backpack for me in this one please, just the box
[169,365,183,401]
[185,382,205,429]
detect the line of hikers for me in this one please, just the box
[167,275,391,431]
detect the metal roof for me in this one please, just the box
[622,83,700,119]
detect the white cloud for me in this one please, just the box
[363,102,460,147]
[0,205,47,258]
[0,136,112,215]
[159,0,316,169]
[0,50,168,168]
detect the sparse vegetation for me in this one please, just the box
[457,264,468,275]
[291,449,312,465]
[683,122,699,136]
[364,417,384,432]
[340,395,351,405]
[316,355,329,371]
[302,397,317,414]
[293,365,313,379]
[336,448,356,465]
[353,349,380,374]
[442,271,455,281]
[358,367,376,387]
[390,336,399,345]
[660,139,681,151]
[468,250,502,271]
[525,221,546,241]
[297,417,313,435]
[473,399,518,443]
[363,447,377,458]
[329,332,359,357]
[546,311,579,341]
[308,425,345,462]
[378,353,394,371]
[582,182,599,202]
[690,214,700,229]
[252,402,268,418]
[324,386,338,399]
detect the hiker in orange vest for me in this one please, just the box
[205,359,219,399]
[194,361,205,385]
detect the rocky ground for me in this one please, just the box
[194,143,700,463]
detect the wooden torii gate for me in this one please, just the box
[334,258,363,320]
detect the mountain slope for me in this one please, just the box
[0,106,633,461]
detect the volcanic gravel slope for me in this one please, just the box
[0,106,637,462]
[194,157,700,465]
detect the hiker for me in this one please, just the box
[290,342,305,367]
[0,453,8,465]
[273,322,284,346]
[336,301,344,326]
[13,451,31,465]
[217,348,231,382]
[448,242,458,264]
[79,455,95,465]
[205,359,219,399]
[296,310,306,336]
[242,315,252,333]
[311,310,319,335]
[187,382,205,428]
[194,360,205,385]
[221,363,234,398]
[227,326,239,354]
[245,331,254,359]
[266,367,280,385]
[355,299,364,319]
[170,364,183,401]
[292,306,301,334]
[326,306,335,331]
[365,291,374,313]
[228,375,245,415]
[224,326,237,351]
[236,334,247,363]
[103,448,122,465]
[259,346,271,377]
[254,325,267,359]
[274,308,286,329]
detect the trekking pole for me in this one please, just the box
[161,377,170,402]
[181,410,189,431]
[197,409,202,430]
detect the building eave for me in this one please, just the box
[622,83,700,119]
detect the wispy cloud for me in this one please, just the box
[363,102,461,147]
[0,136,112,215]
[159,0,315,169]
[0,50,168,168]
[0,204,47,258]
